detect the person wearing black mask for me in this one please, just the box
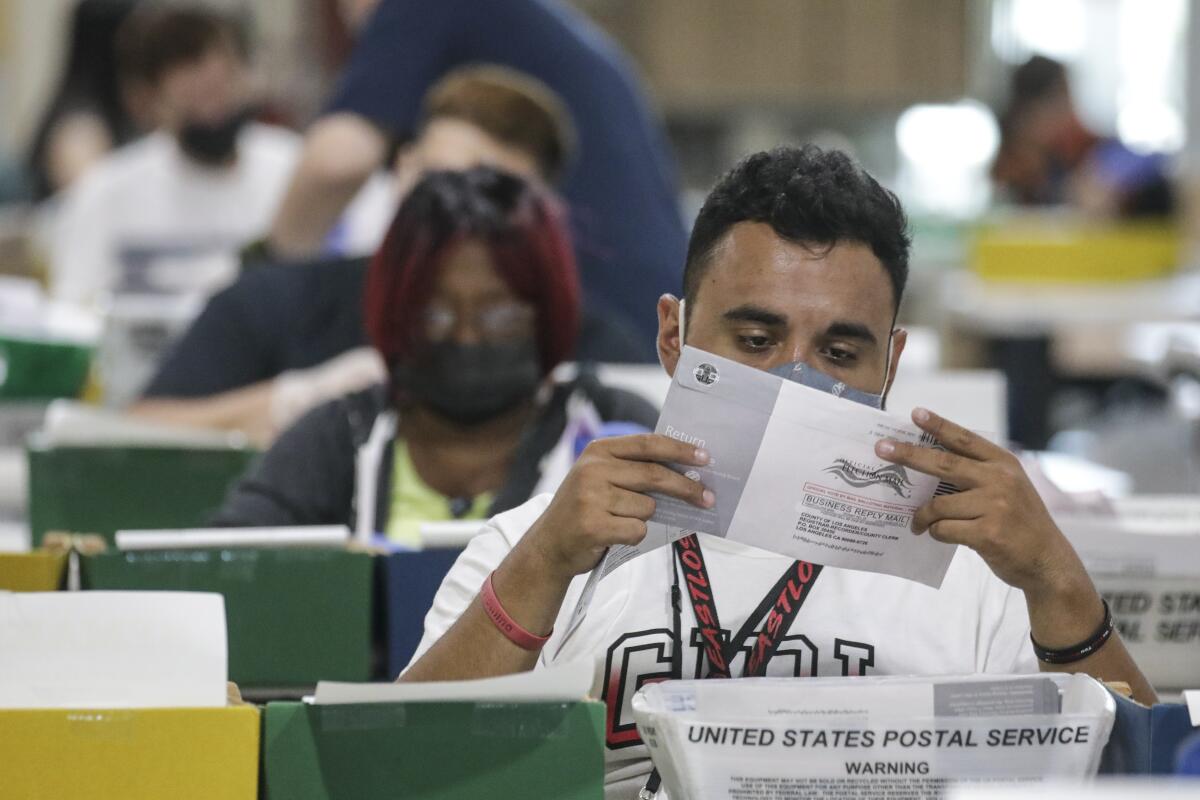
[213,168,657,543]
[49,5,299,310]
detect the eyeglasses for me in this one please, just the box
[421,302,535,342]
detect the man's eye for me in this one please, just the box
[738,335,774,352]
[821,346,857,363]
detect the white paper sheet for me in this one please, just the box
[0,591,227,709]
[1185,690,1200,726]
[115,526,350,551]
[314,658,593,705]
[39,400,249,448]
[417,521,489,549]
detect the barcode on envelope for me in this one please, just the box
[917,430,961,496]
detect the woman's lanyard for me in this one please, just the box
[641,534,823,799]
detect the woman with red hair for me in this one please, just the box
[214,168,656,541]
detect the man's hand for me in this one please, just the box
[401,433,713,683]
[875,407,1157,705]
[873,407,1076,594]
[523,433,714,580]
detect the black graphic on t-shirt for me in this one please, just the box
[603,627,876,749]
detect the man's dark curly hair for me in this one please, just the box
[684,145,910,314]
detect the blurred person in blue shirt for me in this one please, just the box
[267,0,686,358]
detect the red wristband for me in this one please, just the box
[480,571,552,651]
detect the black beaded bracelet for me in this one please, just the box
[1030,599,1114,664]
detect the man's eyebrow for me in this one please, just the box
[824,321,878,345]
[722,304,788,326]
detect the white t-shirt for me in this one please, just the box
[408,493,1038,800]
[50,123,301,306]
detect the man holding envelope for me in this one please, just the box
[401,146,1154,796]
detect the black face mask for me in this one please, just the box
[392,340,542,426]
[177,108,251,166]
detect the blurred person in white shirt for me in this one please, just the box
[49,4,300,309]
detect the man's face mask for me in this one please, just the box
[177,108,252,166]
[392,340,542,426]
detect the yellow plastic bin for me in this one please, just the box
[0,705,260,799]
[0,551,67,591]
[971,221,1181,283]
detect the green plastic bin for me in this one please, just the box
[0,335,92,400]
[263,700,605,799]
[27,444,257,546]
[83,548,374,688]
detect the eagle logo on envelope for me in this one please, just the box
[823,458,914,498]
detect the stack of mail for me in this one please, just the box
[633,673,1114,800]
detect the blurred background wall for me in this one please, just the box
[0,0,1193,213]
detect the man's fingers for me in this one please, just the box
[612,460,714,509]
[911,407,1007,462]
[875,438,983,487]
[609,487,658,520]
[602,433,710,467]
[607,516,650,546]
[924,518,976,545]
[911,490,982,533]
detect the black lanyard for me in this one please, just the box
[642,535,823,798]
[673,533,822,679]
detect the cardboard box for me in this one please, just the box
[0,705,259,799]
[263,700,605,799]
[27,444,257,546]
[83,548,375,687]
[0,551,66,591]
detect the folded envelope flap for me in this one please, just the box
[669,346,783,411]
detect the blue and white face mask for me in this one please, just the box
[677,297,895,409]
[767,355,891,409]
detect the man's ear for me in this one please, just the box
[883,327,908,398]
[656,294,683,378]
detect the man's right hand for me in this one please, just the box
[523,434,714,579]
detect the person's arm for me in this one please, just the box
[876,409,1157,706]
[267,113,388,258]
[43,111,113,194]
[129,382,276,447]
[400,433,714,682]
[130,348,386,447]
[49,169,112,306]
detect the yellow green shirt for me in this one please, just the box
[386,440,493,546]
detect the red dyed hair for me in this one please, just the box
[364,168,580,374]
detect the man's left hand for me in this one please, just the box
[874,407,1081,596]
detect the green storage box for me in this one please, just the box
[263,700,605,799]
[0,335,93,400]
[27,444,257,546]
[82,548,374,688]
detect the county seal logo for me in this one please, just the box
[692,362,719,387]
